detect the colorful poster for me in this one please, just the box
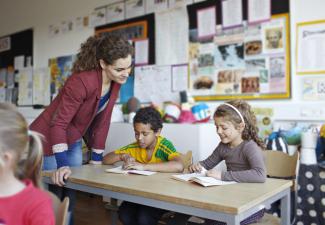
[49,55,75,98]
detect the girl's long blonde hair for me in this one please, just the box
[214,100,265,149]
[0,103,43,187]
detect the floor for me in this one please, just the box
[74,191,122,225]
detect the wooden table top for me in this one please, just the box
[43,165,292,214]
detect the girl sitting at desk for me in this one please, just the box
[103,106,183,225]
[184,100,267,225]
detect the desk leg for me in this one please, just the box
[227,215,240,225]
[110,198,118,225]
[280,190,290,225]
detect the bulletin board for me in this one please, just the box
[95,14,155,64]
[0,29,33,68]
[187,0,291,101]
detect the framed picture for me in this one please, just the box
[296,19,325,75]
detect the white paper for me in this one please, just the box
[14,55,25,70]
[222,0,243,29]
[172,64,188,91]
[297,21,325,74]
[106,1,125,24]
[262,18,285,54]
[0,88,6,102]
[18,68,33,106]
[48,24,60,38]
[190,177,237,187]
[125,0,145,19]
[134,65,179,104]
[33,68,51,106]
[0,36,10,53]
[90,7,106,27]
[248,0,271,24]
[105,166,156,176]
[302,77,325,100]
[155,7,189,65]
[197,6,216,39]
[172,172,205,182]
[146,0,168,14]
[169,0,193,8]
[135,39,149,66]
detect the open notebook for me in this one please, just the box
[172,171,236,187]
[105,166,156,176]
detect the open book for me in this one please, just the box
[172,173,237,187]
[105,166,156,176]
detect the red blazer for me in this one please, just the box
[30,70,120,156]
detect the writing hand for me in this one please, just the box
[188,162,205,173]
[123,162,144,171]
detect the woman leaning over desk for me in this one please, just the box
[30,34,134,224]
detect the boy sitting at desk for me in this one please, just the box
[103,106,183,225]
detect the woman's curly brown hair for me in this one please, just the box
[72,34,134,73]
[214,99,265,149]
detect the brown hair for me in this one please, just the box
[72,34,134,73]
[214,99,265,149]
[0,103,43,187]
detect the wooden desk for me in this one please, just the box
[43,165,292,225]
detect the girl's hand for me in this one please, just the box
[123,161,144,171]
[51,166,71,187]
[206,169,222,180]
[189,162,204,173]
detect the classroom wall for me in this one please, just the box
[0,0,325,121]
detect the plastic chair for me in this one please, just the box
[47,191,70,225]
[251,150,299,225]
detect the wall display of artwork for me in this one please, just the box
[95,14,155,64]
[187,0,290,101]
[48,55,75,98]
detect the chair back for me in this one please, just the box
[180,151,193,173]
[47,191,70,225]
[263,150,299,191]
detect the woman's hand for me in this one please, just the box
[51,166,71,187]
[123,161,145,171]
[189,162,204,173]
[206,169,222,180]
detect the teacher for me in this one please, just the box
[30,34,133,223]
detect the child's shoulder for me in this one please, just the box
[242,140,261,152]
[157,136,172,145]
[25,180,51,199]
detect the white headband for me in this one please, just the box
[222,103,245,125]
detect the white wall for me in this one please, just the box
[1,0,325,121]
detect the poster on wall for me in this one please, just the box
[302,77,325,101]
[106,1,125,24]
[296,19,325,75]
[49,55,75,98]
[188,13,290,101]
[17,68,33,106]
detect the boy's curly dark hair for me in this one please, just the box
[133,107,163,132]
[72,33,134,73]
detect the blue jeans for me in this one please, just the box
[43,139,82,225]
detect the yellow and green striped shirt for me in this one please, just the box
[114,136,180,163]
